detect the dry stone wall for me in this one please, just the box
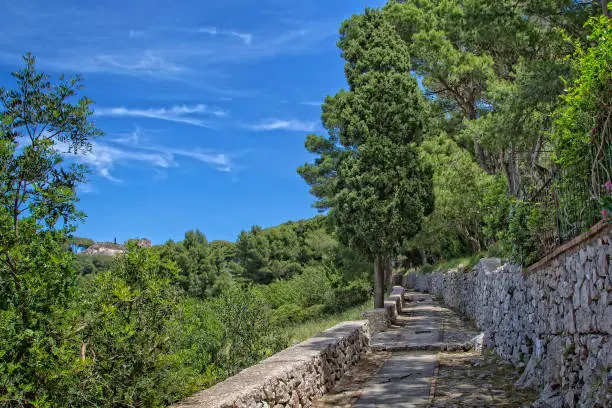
[361,285,406,336]
[172,321,370,408]
[405,226,611,407]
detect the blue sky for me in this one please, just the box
[0,0,385,244]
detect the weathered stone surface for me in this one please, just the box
[430,351,539,407]
[383,300,398,324]
[405,226,611,408]
[172,321,370,408]
[361,308,389,336]
[390,285,406,309]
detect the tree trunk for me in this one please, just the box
[387,257,393,290]
[502,147,522,198]
[419,247,426,266]
[602,0,610,18]
[374,255,385,308]
[382,256,393,292]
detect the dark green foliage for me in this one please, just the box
[236,224,301,283]
[383,0,601,196]
[553,15,611,185]
[65,245,283,407]
[484,14,612,264]
[405,134,494,262]
[159,230,236,298]
[381,1,610,266]
[74,252,114,275]
[250,222,373,326]
[235,216,333,284]
[259,265,370,327]
[208,286,282,374]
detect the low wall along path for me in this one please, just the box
[174,224,610,407]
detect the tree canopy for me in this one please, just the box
[299,9,434,307]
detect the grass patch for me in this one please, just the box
[420,252,486,274]
[282,298,374,344]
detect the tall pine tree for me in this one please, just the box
[298,9,433,307]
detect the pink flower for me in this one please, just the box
[603,209,608,219]
[605,180,612,193]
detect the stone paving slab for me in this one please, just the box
[431,351,538,407]
[371,292,480,352]
[313,351,390,408]
[353,352,437,408]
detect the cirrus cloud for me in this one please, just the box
[58,130,234,185]
[247,118,317,132]
[95,104,228,128]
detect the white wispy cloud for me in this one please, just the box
[55,125,234,183]
[248,119,317,132]
[155,147,232,172]
[61,140,233,183]
[76,183,97,194]
[128,26,253,46]
[95,104,227,128]
[38,51,188,78]
[95,52,184,73]
[195,27,253,46]
[77,143,175,183]
[0,6,336,89]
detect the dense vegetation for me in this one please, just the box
[1,1,611,406]
[0,56,372,407]
[377,0,612,266]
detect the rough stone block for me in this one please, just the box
[362,308,389,335]
[383,300,398,323]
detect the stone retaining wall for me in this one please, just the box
[172,321,370,408]
[404,225,611,407]
[361,285,406,336]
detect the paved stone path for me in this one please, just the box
[314,292,534,408]
[370,293,480,353]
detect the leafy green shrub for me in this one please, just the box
[72,243,187,407]
[259,266,332,309]
[298,304,327,321]
[324,279,371,310]
[210,285,285,375]
[168,297,224,394]
[271,303,304,325]
[553,15,612,170]
[481,174,512,248]
[493,197,557,266]
[74,253,114,275]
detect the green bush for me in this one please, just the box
[209,286,285,375]
[74,253,114,275]
[298,304,327,321]
[325,279,371,310]
[71,243,186,407]
[271,303,304,325]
